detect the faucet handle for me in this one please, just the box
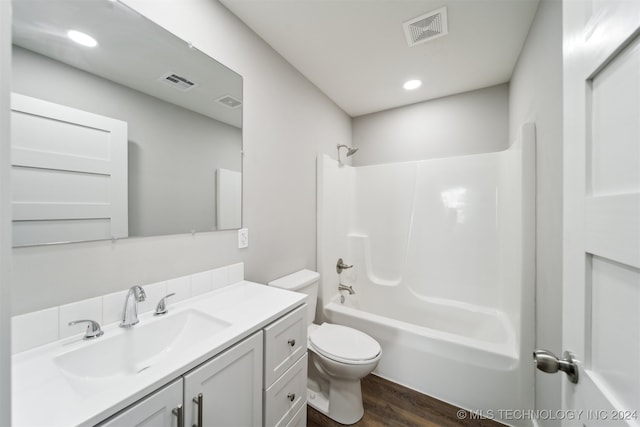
[336,258,354,274]
[68,319,104,340]
[154,293,176,316]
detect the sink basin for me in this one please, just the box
[54,310,231,380]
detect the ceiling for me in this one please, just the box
[219,0,540,117]
[12,0,243,127]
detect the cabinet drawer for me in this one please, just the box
[264,353,307,427]
[285,403,306,427]
[264,304,307,387]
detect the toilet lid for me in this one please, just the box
[309,323,381,362]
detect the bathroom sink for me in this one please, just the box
[54,310,231,380]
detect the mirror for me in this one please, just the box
[10,0,243,247]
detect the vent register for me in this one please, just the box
[158,72,242,108]
[403,7,448,47]
[160,72,197,91]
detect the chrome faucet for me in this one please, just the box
[120,285,146,328]
[338,283,355,295]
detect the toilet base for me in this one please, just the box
[306,380,364,425]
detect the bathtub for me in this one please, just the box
[316,125,536,426]
[324,292,529,423]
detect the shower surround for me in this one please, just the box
[317,124,536,426]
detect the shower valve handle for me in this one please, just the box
[336,258,353,274]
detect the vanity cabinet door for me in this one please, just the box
[98,379,182,427]
[184,331,263,427]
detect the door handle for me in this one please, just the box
[533,349,579,384]
[172,405,184,427]
[192,393,203,427]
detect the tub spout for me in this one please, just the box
[339,283,355,295]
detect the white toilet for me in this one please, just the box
[268,269,381,425]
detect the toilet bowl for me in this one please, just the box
[268,269,381,425]
[307,323,381,424]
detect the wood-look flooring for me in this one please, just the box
[307,374,505,427]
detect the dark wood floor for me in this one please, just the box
[307,374,505,427]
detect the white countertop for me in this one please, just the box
[12,281,306,427]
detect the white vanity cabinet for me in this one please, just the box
[98,332,263,427]
[98,379,182,427]
[263,305,308,427]
[184,331,263,427]
[12,282,309,427]
[94,303,307,427]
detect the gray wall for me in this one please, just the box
[0,0,11,422]
[351,84,509,165]
[11,0,352,315]
[509,0,563,424]
[12,47,242,237]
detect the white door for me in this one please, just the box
[183,331,263,427]
[11,93,128,246]
[562,0,640,425]
[98,379,183,427]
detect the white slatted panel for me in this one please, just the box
[10,93,128,246]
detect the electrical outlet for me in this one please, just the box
[238,228,249,249]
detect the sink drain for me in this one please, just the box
[137,366,151,374]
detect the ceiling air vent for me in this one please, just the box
[216,95,242,109]
[403,7,448,47]
[159,72,198,91]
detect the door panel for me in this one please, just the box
[10,93,128,246]
[589,256,640,412]
[563,0,640,425]
[183,331,263,427]
[98,379,182,427]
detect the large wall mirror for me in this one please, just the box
[11,0,243,247]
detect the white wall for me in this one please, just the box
[509,0,563,424]
[10,0,351,315]
[351,84,509,165]
[12,47,242,237]
[0,0,11,423]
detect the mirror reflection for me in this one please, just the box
[11,0,243,247]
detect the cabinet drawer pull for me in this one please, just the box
[287,339,296,347]
[192,393,203,427]
[287,393,295,402]
[172,405,184,427]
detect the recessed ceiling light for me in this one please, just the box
[67,30,98,47]
[403,79,422,90]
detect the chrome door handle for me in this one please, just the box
[192,393,203,427]
[172,405,184,427]
[533,349,579,384]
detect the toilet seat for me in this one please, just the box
[309,323,381,364]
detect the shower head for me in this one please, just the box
[337,144,359,164]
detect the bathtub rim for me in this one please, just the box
[325,293,519,362]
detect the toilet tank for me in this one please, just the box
[268,269,319,326]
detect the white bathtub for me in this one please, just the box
[324,292,529,424]
[317,125,536,426]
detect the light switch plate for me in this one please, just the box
[238,228,249,248]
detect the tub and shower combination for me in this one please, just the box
[317,124,536,425]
